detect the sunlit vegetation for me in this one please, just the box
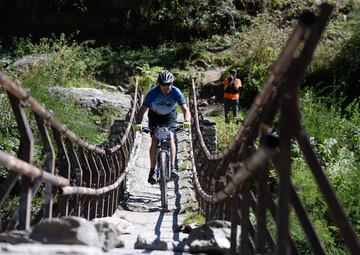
[0,1,359,253]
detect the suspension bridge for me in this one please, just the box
[0,4,359,254]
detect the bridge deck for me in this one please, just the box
[108,116,195,253]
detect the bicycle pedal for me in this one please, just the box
[168,171,179,182]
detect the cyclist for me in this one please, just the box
[135,70,191,184]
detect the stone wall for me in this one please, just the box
[200,119,217,153]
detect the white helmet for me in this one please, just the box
[157,70,174,84]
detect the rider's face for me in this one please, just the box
[159,82,172,95]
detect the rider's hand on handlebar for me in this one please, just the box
[183,121,191,129]
[134,123,143,132]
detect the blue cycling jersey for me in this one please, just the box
[144,85,186,127]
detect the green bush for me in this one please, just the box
[214,109,246,151]
[10,35,108,144]
[290,90,360,254]
[306,6,360,105]
[135,64,164,94]
[12,34,106,88]
[183,212,205,225]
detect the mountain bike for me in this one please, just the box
[143,125,182,210]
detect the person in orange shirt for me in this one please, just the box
[223,69,242,123]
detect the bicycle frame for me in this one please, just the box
[143,125,182,210]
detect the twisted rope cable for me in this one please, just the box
[108,79,143,153]
[188,123,274,202]
[0,150,69,187]
[60,131,142,195]
[0,131,143,196]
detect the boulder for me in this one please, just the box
[29,217,102,247]
[50,87,131,115]
[6,54,50,75]
[187,220,241,254]
[0,243,104,255]
[0,230,36,244]
[92,220,124,251]
[92,216,134,235]
[134,232,168,250]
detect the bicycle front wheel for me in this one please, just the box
[159,150,168,209]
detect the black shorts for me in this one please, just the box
[148,109,177,128]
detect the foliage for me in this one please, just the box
[204,107,223,118]
[233,11,290,107]
[183,212,206,225]
[0,90,20,179]
[289,90,360,254]
[214,109,246,151]
[11,34,106,88]
[138,0,239,41]
[306,5,360,105]
[0,196,20,227]
[178,160,190,172]
[0,189,46,230]
[212,88,359,253]
[4,35,108,144]
[100,35,236,87]
[135,64,164,94]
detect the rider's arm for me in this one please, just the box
[135,105,148,124]
[180,104,191,122]
[223,78,228,90]
[235,79,242,89]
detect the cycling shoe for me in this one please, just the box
[148,170,156,185]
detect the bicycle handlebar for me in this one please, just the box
[142,125,183,134]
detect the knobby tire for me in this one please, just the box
[159,150,168,209]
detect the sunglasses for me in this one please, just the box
[160,82,172,87]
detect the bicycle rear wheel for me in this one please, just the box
[159,150,168,209]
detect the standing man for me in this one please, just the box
[223,69,242,123]
[135,70,191,184]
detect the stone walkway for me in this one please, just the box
[108,118,196,254]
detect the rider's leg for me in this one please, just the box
[169,132,179,180]
[150,135,157,169]
[170,132,176,167]
[224,99,230,123]
[148,135,158,184]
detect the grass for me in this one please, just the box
[183,211,206,225]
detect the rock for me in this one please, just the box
[134,232,168,250]
[172,240,191,252]
[198,99,209,107]
[6,54,51,75]
[199,82,223,101]
[187,220,241,254]
[118,82,130,89]
[29,216,102,247]
[194,59,210,70]
[0,230,36,244]
[179,222,202,234]
[0,243,104,255]
[108,120,128,145]
[208,96,217,105]
[92,216,134,235]
[92,220,124,251]
[200,67,226,86]
[50,87,131,115]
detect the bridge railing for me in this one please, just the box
[188,4,359,255]
[0,72,142,231]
